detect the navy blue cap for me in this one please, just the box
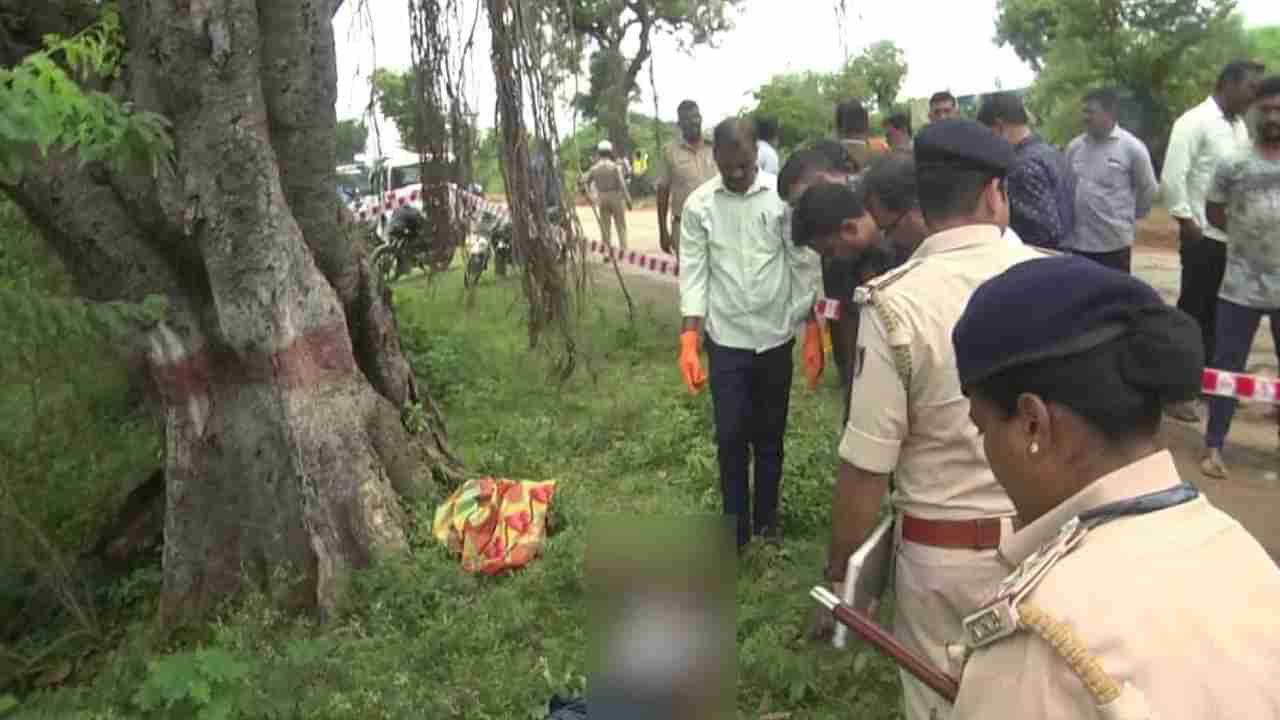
[953,255,1168,390]
[914,118,1015,176]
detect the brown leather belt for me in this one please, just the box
[901,514,1004,550]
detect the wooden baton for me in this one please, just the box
[811,586,960,703]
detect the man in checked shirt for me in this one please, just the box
[978,92,1075,249]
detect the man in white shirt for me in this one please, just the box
[755,115,781,175]
[678,118,823,551]
[1162,60,1265,416]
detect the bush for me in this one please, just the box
[0,200,163,695]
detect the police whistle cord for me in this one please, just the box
[355,186,846,315]
[810,586,959,703]
[1202,368,1280,403]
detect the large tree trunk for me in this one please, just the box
[0,0,459,626]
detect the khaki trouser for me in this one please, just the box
[891,519,1014,720]
[597,190,628,251]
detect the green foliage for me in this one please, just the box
[132,648,252,719]
[550,0,744,152]
[14,265,905,718]
[0,5,173,181]
[748,40,907,153]
[832,41,909,113]
[750,72,834,153]
[1249,25,1280,73]
[572,48,638,123]
[0,202,73,296]
[0,201,163,698]
[473,128,504,193]
[0,201,164,556]
[336,119,368,163]
[370,68,423,151]
[997,0,1242,151]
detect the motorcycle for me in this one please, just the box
[464,233,492,288]
[470,203,513,279]
[370,204,458,285]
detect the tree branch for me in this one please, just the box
[0,0,99,67]
[257,0,350,300]
[624,7,653,89]
[1,154,183,303]
[0,0,221,321]
[256,0,418,408]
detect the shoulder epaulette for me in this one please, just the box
[851,259,922,390]
[853,258,923,305]
[955,516,1136,709]
[961,517,1088,650]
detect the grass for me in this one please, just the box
[0,201,163,686]
[5,261,906,719]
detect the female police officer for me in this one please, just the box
[948,255,1280,718]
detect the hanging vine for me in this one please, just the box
[408,0,466,273]
[835,0,852,63]
[485,0,577,379]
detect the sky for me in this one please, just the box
[333,0,1280,155]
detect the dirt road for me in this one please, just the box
[577,202,1280,561]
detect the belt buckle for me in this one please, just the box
[969,519,997,550]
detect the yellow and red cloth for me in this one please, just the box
[432,476,557,575]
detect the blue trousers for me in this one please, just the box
[1205,298,1280,449]
[705,337,794,548]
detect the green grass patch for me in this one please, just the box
[10,266,904,719]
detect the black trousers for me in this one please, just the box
[706,337,794,549]
[823,258,859,388]
[1073,246,1132,273]
[1176,228,1228,367]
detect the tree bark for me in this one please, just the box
[2,0,464,626]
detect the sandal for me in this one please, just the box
[1200,449,1229,479]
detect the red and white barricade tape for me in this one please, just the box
[1202,368,1280,403]
[354,186,845,320]
[587,241,680,277]
[351,184,510,223]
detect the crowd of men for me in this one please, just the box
[663,58,1280,719]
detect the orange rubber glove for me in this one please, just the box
[803,320,824,390]
[679,330,707,394]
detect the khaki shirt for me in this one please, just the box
[657,138,717,217]
[588,158,629,196]
[838,225,1049,520]
[953,451,1280,719]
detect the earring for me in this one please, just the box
[1029,441,1040,455]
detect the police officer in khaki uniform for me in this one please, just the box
[657,100,717,257]
[587,140,633,250]
[815,119,1051,720]
[949,255,1280,718]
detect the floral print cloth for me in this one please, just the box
[432,476,557,575]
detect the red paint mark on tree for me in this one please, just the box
[149,321,357,402]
